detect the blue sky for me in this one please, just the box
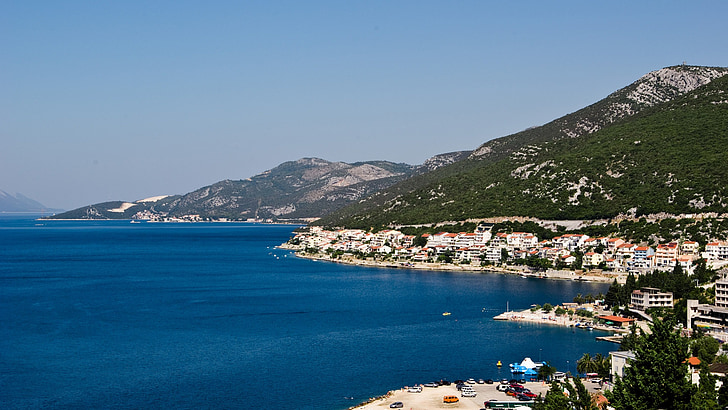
[2,1,727,210]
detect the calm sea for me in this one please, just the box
[0,216,613,409]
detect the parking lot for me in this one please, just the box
[355,378,606,410]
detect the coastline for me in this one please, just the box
[280,245,622,284]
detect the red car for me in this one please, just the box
[520,390,537,399]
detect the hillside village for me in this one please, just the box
[287,224,728,275]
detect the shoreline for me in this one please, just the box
[493,308,627,335]
[281,246,622,284]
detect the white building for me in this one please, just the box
[611,351,636,381]
[631,287,673,310]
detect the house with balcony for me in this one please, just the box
[632,246,654,269]
[681,241,699,255]
[687,299,728,340]
[706,241,728,261]
[606,238,625,254]
[583,251,604,268]
[616,243,637,263]
[655,243,679,267]
[631,287,673,310]
[474,224,494,245]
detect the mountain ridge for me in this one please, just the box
[44,152,469,221]
[315,65,728,228]
[44,65,728,225]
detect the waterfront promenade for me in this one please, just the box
[284,248,622,284]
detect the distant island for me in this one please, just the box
[0,190,63,214]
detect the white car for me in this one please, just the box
[407,386,422,393]
[462,390,477,397]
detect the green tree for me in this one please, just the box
[718,376,728,407]
[692,334,721,364]
[500,248,509,264]
[566,377,599,410]
[606,317,697,409]
[576,353,597,375]
[691,366,719,410]
[542,303,554,313]
[533,379,597,410]
[604,279,622,307]
[620,273,637,305]
[533,381,571,410]
[537,362,557,382]
[594,353,611,380]
[693,258,717,284]
[413,234,428,247]
[437,250,453,263]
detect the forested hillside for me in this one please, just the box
[317,68,728,229]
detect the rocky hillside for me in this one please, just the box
[315,65,728,228]
[162,158,416,221]
[470,65,727,161]
[47,148,472,221]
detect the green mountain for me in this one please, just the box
[316,65,728,228]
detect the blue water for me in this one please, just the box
[0,216,613,409]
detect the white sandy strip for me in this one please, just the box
[107,202,137,213]
[137,195,170,203]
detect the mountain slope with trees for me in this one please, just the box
[315,66,728,229]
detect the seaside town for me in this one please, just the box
[285,223,728,276]
[286,223,728,409]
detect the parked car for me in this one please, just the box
[443,395,459,403]
[485,379,494,384]
[467,378,476,384]
[407,386,422,393]
[517,393,532,401]
[390,402,404,408]
[496,384,509,392]
[424,382,439,388]
[477,378,485,384]
[462,389,477,397]
[520,390,537,399]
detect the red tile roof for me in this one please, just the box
[597,315,635,323]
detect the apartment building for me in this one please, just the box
[631,287,673,310]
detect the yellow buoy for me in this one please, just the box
[496,360,502,367]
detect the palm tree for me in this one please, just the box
[576,353,597,375]
[594,353,611,380]
[538,362,557,382]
